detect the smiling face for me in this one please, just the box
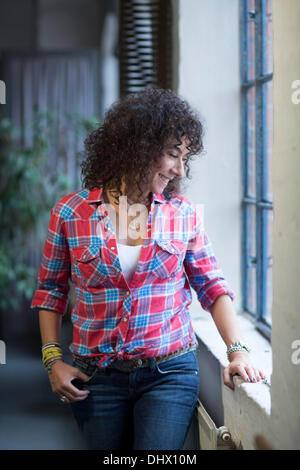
[147,136,190,195]
[106,136,191,207]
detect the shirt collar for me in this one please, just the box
[87,187,167,205]
[87,187,105,204]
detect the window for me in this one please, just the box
[119,0,173,96]
[240,0,273,338]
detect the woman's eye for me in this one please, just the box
[169,154,188,163]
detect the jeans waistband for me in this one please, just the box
[73,342,197,373]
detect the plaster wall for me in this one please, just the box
[268,0,300,450]
[178,0,300,450]
[177,0,241,319]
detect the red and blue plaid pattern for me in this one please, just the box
[31,188,235,367]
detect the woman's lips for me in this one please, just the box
[159,173,170,185]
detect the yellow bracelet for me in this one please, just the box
[42,345,63,367]
[43,352,63,365]
[42,348,62,360]
[42,348,62,361]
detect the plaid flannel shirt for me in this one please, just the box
[31,188,235,367]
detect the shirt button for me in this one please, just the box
[111,246,115,250]
[123,317,128,322]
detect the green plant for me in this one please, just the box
[0,110,99,312]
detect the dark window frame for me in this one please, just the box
[240,0,273,340]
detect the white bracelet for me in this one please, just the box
[226,341,251,361]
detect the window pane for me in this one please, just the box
[265,210,273,325]
[247,0,256,81]
[247,267,257,314]
[247,87,256,197]
[248,204,256,258]
[266,267,272,325]
[263,80,273,201]
[245,204,256,315]
[264,0,273,75]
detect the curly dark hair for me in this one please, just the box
[80,86,204,202]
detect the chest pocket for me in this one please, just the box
[152,240,186,279]
[72,245,109,287]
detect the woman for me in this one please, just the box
[31,87,266,450]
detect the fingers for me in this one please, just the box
[244,366,267,383]
[66,381,90,401]
[224,365,267,389]
[57,384,90,403]
[234,366,252,383]
[49,362,93,403]
[223,367,234,389]
[54,376,91,403]
[75,368,91,383]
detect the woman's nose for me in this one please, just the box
[172,159,185,178]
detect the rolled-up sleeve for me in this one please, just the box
[183,205,235,312]
[30,206,70,315]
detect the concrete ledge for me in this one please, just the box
[192,311,272,449]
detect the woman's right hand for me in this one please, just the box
[48,360,91,403]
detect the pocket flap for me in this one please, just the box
[72,245,100,263]
[156,240,185,255]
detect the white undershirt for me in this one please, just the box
[116,242,142,284]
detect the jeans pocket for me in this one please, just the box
[155,351,199,376]
[72,358,99,383]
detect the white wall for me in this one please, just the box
[177,0,241,314]
[268,0,300,450]
[178,0,300,450]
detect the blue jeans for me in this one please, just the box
[70,350,199,450]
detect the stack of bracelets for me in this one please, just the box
[42,342,63,372]
[226,341,251,361]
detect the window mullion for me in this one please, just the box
[255,0,267,324]
[241,0,250,313]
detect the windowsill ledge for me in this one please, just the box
[191,310,273,417]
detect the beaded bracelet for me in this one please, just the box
[44,357,63,373]
[42,342,61,351]
[226,341,251,361]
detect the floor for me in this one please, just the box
[0,324,199,450]
[0,327,87,450]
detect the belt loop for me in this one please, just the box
[149,357,157,372]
